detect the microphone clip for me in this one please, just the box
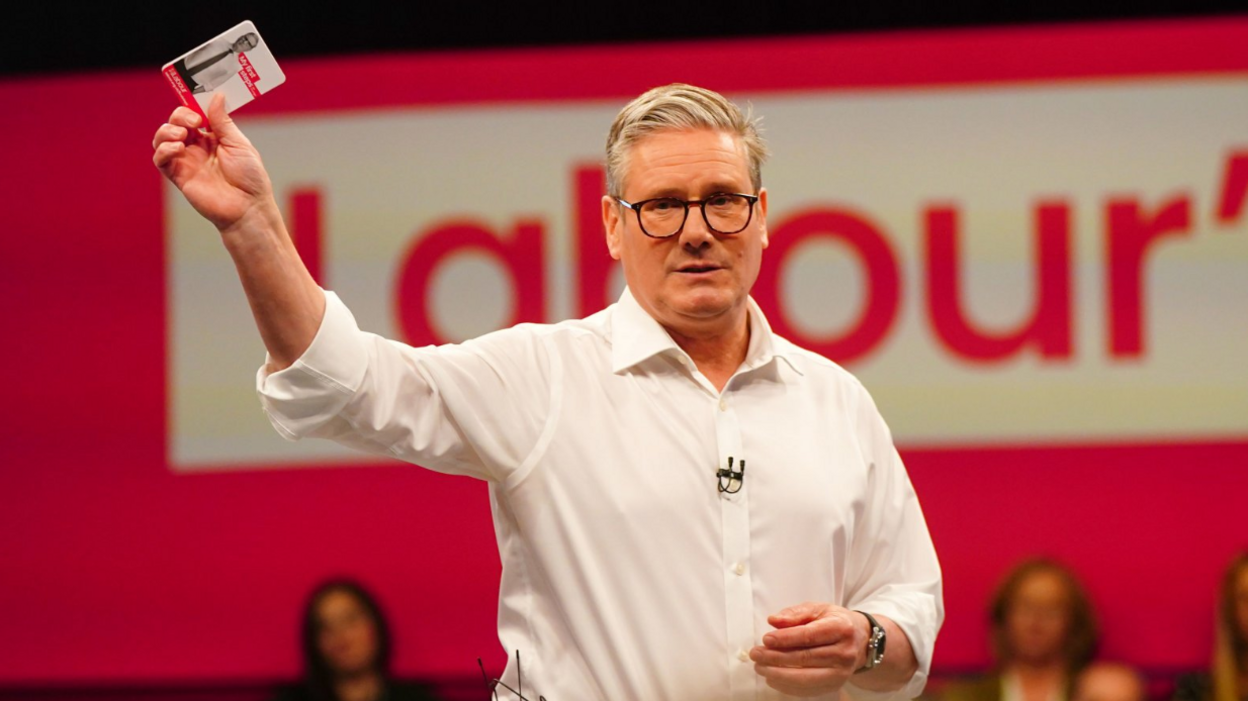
[717,456,745,494]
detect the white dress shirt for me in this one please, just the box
[258,287,943,701]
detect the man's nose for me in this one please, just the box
[678,204,715,248]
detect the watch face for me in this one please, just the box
[869,625,885,666]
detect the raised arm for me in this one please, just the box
[152,93,324,371]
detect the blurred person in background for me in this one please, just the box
[1174,552,1248,701]
[274,579,439,701]
[1071,662,1147,701]
[943,559,1099,701]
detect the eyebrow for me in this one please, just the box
[640,182,748,199]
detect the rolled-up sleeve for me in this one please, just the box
[844,384,944,701]
[257,291,371,440]
[256,290,552,483]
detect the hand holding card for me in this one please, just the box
[154,94,275,233]
[162,20,285,120]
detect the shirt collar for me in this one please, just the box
[609,287,801,376]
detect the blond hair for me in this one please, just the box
[1213,553,1248,701]
[604,83,768,197]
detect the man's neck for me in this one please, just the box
[666,313,751,393]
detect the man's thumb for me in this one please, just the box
[205,93,243,140]
[768,602,822,627]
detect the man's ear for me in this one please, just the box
[757,188,769,249]
[602,195,623,260]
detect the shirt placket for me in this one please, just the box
[714,387,756,698]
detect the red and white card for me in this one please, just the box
[162,20,284,119]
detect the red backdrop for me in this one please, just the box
[1,16,1246,685]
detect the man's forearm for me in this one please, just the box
[850,613,920,693]
[220,200,326,371]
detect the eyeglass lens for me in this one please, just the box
[639,194,753,237]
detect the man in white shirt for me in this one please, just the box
[153,83,942,700]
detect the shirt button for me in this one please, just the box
[738,649,751,663]
[732,562,746,576]
[718,398,728,411]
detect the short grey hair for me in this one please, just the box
[605,83,768,197]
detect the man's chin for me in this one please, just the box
[657,293,745,327]
[669,293,732,316]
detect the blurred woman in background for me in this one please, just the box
[1174,553,1248,701]
[943,558,1099,701]
[275,579,437,701]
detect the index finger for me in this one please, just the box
[168,106,203,130]
[762,615,854,650]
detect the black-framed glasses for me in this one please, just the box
[615,192,759,238]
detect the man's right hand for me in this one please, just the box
[151,92,325,370]
[152,93,275,234]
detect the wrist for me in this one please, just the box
[219,198,286,251]
[854,610,886,673]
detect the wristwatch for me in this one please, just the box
[854,610,886,672]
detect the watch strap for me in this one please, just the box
[854,610,886,672]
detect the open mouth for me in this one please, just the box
[678,265,720,274]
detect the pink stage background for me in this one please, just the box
[1,17,1246,686]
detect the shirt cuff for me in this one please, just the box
[255,290,370,440]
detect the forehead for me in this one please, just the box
[1013,570,1071,602]
[623,128,750,196]
[317,589,365,617]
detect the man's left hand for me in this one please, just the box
[749,602,868,697]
